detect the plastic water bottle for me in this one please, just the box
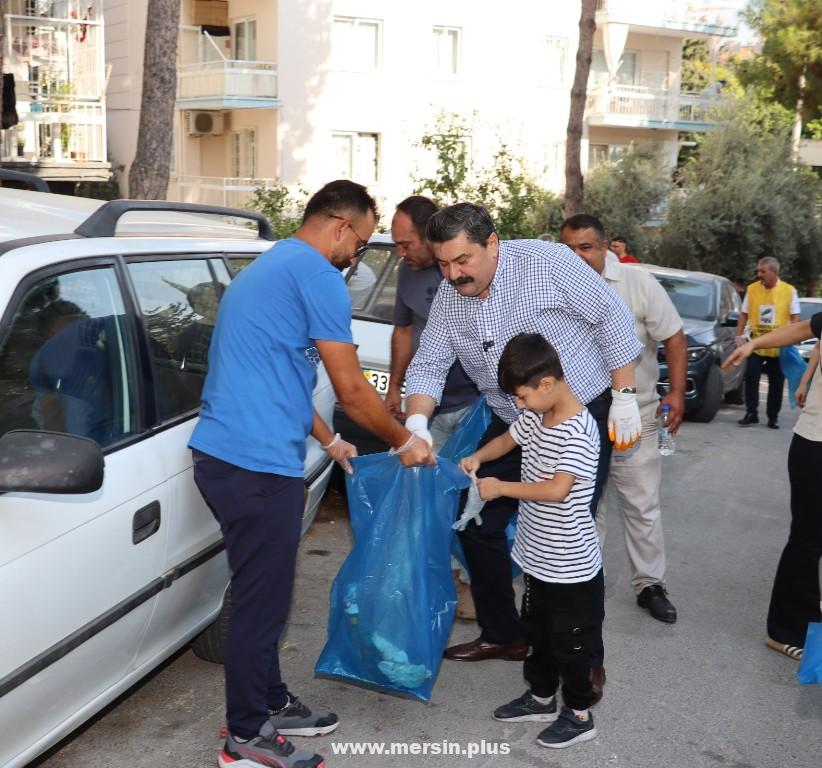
[658,405,675,456]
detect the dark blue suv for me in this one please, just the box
[643,265,747,423]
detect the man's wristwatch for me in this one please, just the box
[616,386,637,394]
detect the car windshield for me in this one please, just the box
[653,276,714,321]
[799,301,822,323]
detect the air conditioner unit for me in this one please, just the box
[186,111,224,137]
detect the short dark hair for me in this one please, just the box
[395,195,438,240]
[302,179,379,223]
[498,333,564,394]
[560,214,606,242]
[610,235,628,246]
[425,202,496,246]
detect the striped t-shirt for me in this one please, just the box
[509,408,601,584]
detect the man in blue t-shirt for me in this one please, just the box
[190,180,433,768]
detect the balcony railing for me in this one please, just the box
[175,176,276,209]
[177,60,280,109]
[586,85,720,130]
[595,0,738,37]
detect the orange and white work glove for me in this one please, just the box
[405,413,434,447]
[607,389,641,451]
[321,433,358,474]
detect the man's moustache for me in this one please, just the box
[450,277,474,287]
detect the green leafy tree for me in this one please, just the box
[657,96,822,292]
[246,183,307,239]
[737,0,822,152]
[413,112,563,239]
[582,145,670,258]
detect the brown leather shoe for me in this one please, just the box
[443,637,528,662]
[590,666,606,705]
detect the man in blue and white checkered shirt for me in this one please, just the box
[404,204,643,691]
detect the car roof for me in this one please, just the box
[799,296,822,303]
[638,262,727,284]
[0,188,261,245]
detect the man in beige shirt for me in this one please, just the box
[561,214,687,624]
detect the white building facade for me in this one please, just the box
[104,0,738,211]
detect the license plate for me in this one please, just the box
[363,368,390,395]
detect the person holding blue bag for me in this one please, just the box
[725,314,822,665]
[460,334,603,749]
[190,181,434,768]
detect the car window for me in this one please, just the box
[128,259,228,422]
[347,245,399,321]
[799,301,822,323]
[654,276,714,321]
[229,257,254,274]
[0,267,138,447]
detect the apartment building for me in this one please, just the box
[1,0,109,191]
[104,0,737,210]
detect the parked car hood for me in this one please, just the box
[680,318,716,345]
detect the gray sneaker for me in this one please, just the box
[536,706,597,749]
[268,693,339,736]
[493,690,558,722]
[220,720,324,768]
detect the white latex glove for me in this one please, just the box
[322,433,358,474]
[608,390,641,451]
[405,413,434,447]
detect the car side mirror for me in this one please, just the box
[723,310,740,327]
[0,430,104,494]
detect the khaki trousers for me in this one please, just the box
[596,402,667,594]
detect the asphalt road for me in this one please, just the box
[35,398,822,768]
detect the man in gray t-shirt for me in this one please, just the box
[386,196,478,450]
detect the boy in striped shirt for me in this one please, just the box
[460,333,602,749]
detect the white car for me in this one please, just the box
[336,234,399,451]
[0,189,335,768]
[796,297,822,360]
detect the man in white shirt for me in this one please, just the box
[560,214,687,624]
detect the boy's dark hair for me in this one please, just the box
[610,235,628,246]
[395,195,438,240]
[498,333,564,394]
[302,179,379,223]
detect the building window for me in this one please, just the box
[588,143,630,169]
[332,131,379,184]
[543,37,568,85]
[332,17,381,72]
[432,26,460,77]
[590,49,638,88]
[233,18,257,61]
[230,129,257,178]
[542,141,565,179]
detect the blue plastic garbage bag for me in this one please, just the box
[797,622,822,685]
[780,345,808,409]
[439,397,521,579]
[315,453,470,702]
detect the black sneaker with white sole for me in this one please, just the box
[536,706,596,749]
[268,693,339,736]
[220,720,324,768]
[493,690,558,722]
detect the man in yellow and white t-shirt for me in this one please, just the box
[735,257,800,428]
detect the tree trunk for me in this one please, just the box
[564,0,597,217]
[129,0,181,199]
[790,67,806,163]
[0,0,6,156]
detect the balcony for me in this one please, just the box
[586,86,720,132]
[177,60,280,110]
[175,176,276,208]
[595,0,738,38]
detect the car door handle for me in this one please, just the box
[133,501,161,544]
